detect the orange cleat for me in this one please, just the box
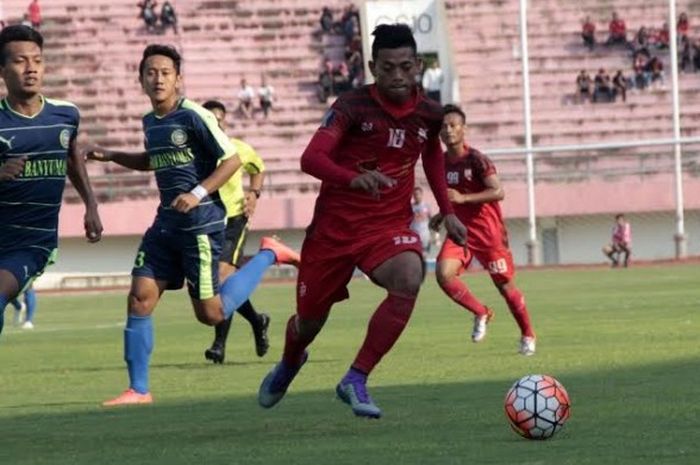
[260,236,300,267]
[102,389,153,407]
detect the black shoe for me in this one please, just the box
[205,344,226,364]
[253,313,271,357]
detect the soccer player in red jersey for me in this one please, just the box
[257,24,466,419]
[431,104,536,356]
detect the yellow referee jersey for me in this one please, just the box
[218,138,265,218]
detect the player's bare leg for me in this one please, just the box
[336,251,423,419]
[0,270,21,337]
[103,277,166,406]
[496,281,536,356]
[603,245,619,267]
[436,258,494,343]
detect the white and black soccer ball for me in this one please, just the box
[504,374,571,440]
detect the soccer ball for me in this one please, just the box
[504,374,571,440]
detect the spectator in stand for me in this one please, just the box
[593,68,613,102]
[680,35,693,72]
[646,56,664,87]
[160,1,178,34]
[341,5,359,44]
[138,0,158,33]
[677,12,689,39]
[655,22,670,49]
[606,12,628,46]
[576,70,592,103]
[633,53,650,89]
[320,7,334,33]
[258,75,275,119]
[345,46,363,88]
[333,61,351,94]
[693,39,700,72]
[422,59,444,103]
[28,0,41,29]
[612,70,628,102]
[20,13,32,28]
[631,27,650,57]
[317,60,334,103]
[237,78,255,119]
[581,16,596,50]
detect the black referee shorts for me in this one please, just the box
[220,214,249,267]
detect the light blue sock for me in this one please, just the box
[124,315,153,394]
[0,295,6,337]
[24,288,37,323]
[220,250,275,318]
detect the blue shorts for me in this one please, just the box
[0,248,56,295]
[131,227,223,300]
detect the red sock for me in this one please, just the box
[439,277,488,316]
[352,293,416,374]
[503,287,535,338]
[282,315,312,366]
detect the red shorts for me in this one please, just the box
[296,228,423,319]
[437,237,515,285]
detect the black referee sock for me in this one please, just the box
[236,300,259,328]
[214,315,233,346]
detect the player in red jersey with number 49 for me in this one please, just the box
[431,105,536,356]
[257,24,466,419]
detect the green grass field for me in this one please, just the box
[1,263,699,465]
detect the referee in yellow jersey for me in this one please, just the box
[201,100,269,364]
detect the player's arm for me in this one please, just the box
[422,136,466,245]
[67,138,103,243]
[0,157,27,181]
[447,173,504,204]
[86,146,152,171]
[171,105,242,213]
[241,145,265,217]
[301,103,396,195]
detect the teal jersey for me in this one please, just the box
[143,98,237,234]
[0,97,79,253]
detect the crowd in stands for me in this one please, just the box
[316,4,363,103]
[138,0,177,34]
[576,11,699,104]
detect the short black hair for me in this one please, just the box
[371,24,417,60]
[443,104,466,123]
[202,100,226,114]
[0,25,43,65]
[139,44,181,78]
[615,213,625,220]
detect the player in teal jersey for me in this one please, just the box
[0,25,103,338]
[88,45,299,406]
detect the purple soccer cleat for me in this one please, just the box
[336,368,382,419]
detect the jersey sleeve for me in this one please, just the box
[299,97,357,185]
[184,101,238,162]
[475,151,497,179]
[234,139,265,174]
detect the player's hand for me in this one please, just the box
[171,192,200,213]
[429,213,443,231]
[84,145,113,162]
[447,188,467,204]
[0,157,26,181]
[84,205,103,243]
[350,170,396,198]
[443,213,467,246]
[244,191,258,218]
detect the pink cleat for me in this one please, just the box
[260,236,300,267]
[102,389,153,407]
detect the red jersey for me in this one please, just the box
[445,146,508,251]
[301,85,446,241]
